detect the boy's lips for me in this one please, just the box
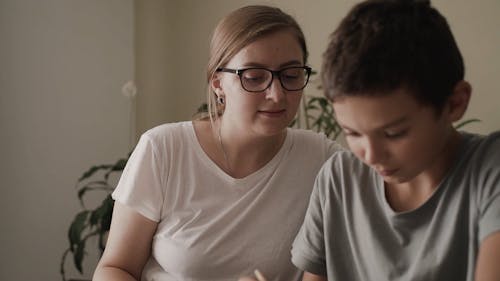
[377,168,399,176]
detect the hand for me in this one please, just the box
[238,278,257,281]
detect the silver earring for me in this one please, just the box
[217,96,225,104]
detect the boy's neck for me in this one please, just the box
[384,130,463,212]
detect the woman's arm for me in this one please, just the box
[93,202,158,281]
[475,231,500,281]
[303,271,327,281]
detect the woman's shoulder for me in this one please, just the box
[288,128,342,156]
[134,121,195,152]
[288,128,336,145]
[142,121,193,140]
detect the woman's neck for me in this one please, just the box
[216,118,287,178]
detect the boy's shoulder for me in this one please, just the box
[322,148,375,180]
[457,131,500,186]
[327,148,367,168]
[461,131,500,163]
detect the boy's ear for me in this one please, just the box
[446,80,471,122]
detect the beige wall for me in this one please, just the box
[136,0,499,136]
[1,1,497,280]
[0,0,133,280]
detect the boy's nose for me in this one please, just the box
[363,139,385,165]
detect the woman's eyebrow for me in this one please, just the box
[241,60,303,68]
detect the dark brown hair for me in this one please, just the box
[322,0,464,111]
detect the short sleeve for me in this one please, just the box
[291,160,331,276]
[325,136,343,158]
[112,134,165,222]
[479,189,500,241]
[477,133,500,241]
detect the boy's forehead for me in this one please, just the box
[331,89,426,128]
[336,87,420,103]
[333,86,418,100]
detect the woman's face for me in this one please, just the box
[212,30,305,137]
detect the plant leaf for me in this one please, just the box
[68,210,89,250]
[77,182,113,202]
[78,165,113,182]
[100,195,114,232]
[455,118,481,129]
[104,158,128,180]
[73,239,86,274]
[196,102,208,113]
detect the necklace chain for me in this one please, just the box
[217,122,231,173]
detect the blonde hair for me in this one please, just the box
[198,5,308,123]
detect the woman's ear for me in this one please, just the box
[211,73,223,96]
[446,80,472,122]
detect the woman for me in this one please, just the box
[93,5,339,281]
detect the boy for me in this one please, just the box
[291,0,500,280]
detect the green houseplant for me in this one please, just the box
[60,155,128,281]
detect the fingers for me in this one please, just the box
[238,277,257,281]
[238,269,267,281]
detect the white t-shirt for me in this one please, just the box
[112,121,340,281]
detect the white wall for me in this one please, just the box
[0,0,133,280]
[136,0,499,135]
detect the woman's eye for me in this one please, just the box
[243,76,265,83]
[283,74,299,80]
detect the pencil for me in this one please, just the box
[254,269,267,281]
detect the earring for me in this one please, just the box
[217,95,225,105]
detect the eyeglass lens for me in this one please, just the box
[240,67,309,92]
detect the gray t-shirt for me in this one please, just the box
[291,131,500,281]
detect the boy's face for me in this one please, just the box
[333,88,456,185]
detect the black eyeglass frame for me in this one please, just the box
[216,66,312,93]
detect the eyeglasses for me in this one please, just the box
[216,66,312,92]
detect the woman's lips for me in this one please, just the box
[258,109,286,118]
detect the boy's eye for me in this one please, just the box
[384,130,407,139]
[343,130,360,137]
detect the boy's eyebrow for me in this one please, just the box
[379,116,410,129]
[340,116,409,131]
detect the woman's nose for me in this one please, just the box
[265,76,285,102]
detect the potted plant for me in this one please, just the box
[60,155,128,281]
